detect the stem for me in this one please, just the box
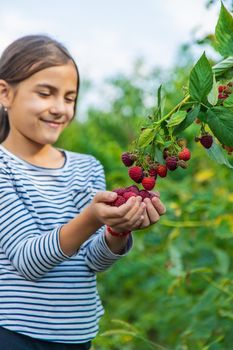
[156,94,190,125]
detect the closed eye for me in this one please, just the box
[38,91,50,97]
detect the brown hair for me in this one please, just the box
[0,34,80,143]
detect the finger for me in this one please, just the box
[94,191,117,204]
[117,196,142,218]
[126,201,146,226]
[108,199,146,229]
[104,196,142,222]
[149,191,160,198]
[134,209,150,229]
[143,198,160,223]
[151,196,166,215]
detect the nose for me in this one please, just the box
[49,98,67,116]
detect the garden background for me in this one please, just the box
[2,0,233,349]
[56,2,233,348]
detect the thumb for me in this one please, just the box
[94,191,117,204]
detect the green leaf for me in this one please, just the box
[205,139,233,169]
[138,128,155,148]
[167,110,186,128]
[223,93,233,107]
[206,107,233,146]
[212,56,233,77]
[189,52,213,102]
[174,105,200,134]
[215,2,233,57]
[207,75,218,106]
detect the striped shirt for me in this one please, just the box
[0,145,132,344]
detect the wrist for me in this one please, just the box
[106,225,131,238]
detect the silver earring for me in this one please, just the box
[4,107,7,112]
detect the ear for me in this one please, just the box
[0,80,14,108]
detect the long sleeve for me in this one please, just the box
[0,169,70,281]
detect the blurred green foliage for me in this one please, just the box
[56,47,233,349]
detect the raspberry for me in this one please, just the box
[163,149,170,159]
[178,147,191,161]
[166,156,178,171]
[128,166,144,183]
[142,177,156,190]
[110,195,126,207]
[113,188,125,196]
[218,85,226,93]
[200,134,213,149]
[177,160,188,169]
[149,168,157,178]
[218,93,229,99]
[139,190,151,200]
[125,185,140,194]
[157,164,167,178]
[123,191,137,200]
[223,145,233,154]
[121,152,135,167]
[177,139,187,148]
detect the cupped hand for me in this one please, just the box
[136,194,166,229]
[90,191,146,232]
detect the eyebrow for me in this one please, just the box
[35,83,77,95]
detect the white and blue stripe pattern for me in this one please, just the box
[0,145,131,343]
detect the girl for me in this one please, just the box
[0,35,166,350]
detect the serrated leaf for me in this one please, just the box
[174,105,200,134]
[189,52,213,102]
[138,128,155,148]
[215,3,233,57]
[223,93,233,107]
[206,107,233,147]
[167,110,187,128]
[205,140,233,169]
[207,75,218,106]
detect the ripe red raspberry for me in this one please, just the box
[218,93,229,99]
[121,152,135,167]
[142,177,156,190]
[178,147,191,161]
[218,85,226,93]
[123,191,137,200]
[125,185,140,194]
[166,156,178,171]
[113,188,125,196]
[200,134,213,149]
[110,195,126,207]
[128,166,144,183]
[149,168,157,178]
[157,164,167,178]
[139,190,151,200]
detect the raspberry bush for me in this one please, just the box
[120,3,233,191]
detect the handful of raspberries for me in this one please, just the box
[110,185,158,207]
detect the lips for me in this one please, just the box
[40,119,64,129]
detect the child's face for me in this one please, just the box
[6,61,78,146]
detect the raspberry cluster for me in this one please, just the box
[218,82,232,100]
[118,78,233,192]
[110,185,156,207]
[121,143,191,189]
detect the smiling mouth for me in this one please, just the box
[40,119,64,129]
